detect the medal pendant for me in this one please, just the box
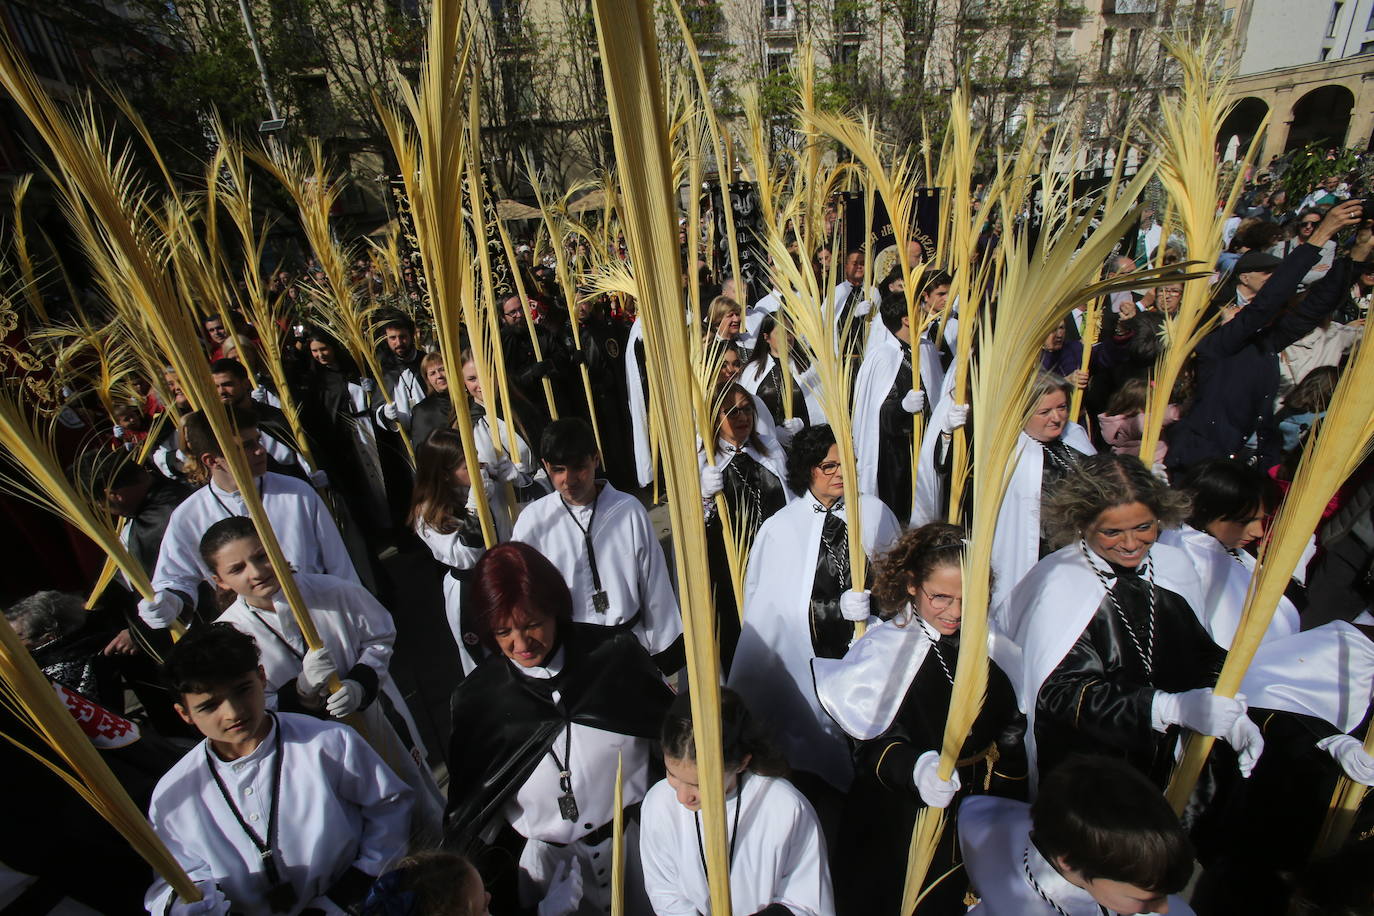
[558,791,580,822]
[592,590,610,614]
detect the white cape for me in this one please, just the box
[727,492,900,790]
[1239,621,1374,734]
[990,426,1095,609]
[851,333,944,524]
[1157,525,1299,649]
[812,611,935,740]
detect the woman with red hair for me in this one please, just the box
[445,542,673,916]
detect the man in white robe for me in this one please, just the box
[512,418,683,670]
[147,624,410,915]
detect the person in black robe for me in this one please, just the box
[210,357,313,483]
[871,292,932,520]
[740,313,810,430]
[445,542,672,914]
[375,313,425,399]
[498,291,563,426]
[556,292,637,492]
[821,523,1026,915]
[698,382,789,674]
[411,351,456,451]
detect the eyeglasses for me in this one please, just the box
[723,404,754,419]
[815,460,843,477]
[920,586,963,612]
[1300,220,1320,228]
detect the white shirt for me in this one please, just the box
[502,650,652,844]
[511,483,682,656]
[152,472,359,600]
[146,713,411,915]
[640,774,833,916]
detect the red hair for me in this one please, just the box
[469,542,574,649]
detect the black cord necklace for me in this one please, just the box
[694,772,746,883]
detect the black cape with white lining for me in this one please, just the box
[443,622,673,850]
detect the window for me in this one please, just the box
[1099,28,1115,74]
[1326,1,1343,38]
[764,0,791,27]
[1360,40,1374,54]
[766,49,791,73]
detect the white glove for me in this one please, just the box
[465,470,496,510]
[309,469,330,489]
[359,377,376,395]
[298,647,336,695]
[250,386,270,404]
[839,589,871,622]
[1152,688,1246,737]
[782,416,805,435]
[489,453,520,483]
[1318,734,1374,786]
[941,403,969,434]
[700,464,724,500]
[111,424,126,439]
[1227,715,1264,778]
[325,679,365,717]
[537,858,584,916]
[137,591,183,629]
[854,296,872,317]
[382,401,400,421]
[1151,462,1170,484]
[166,879,229,915]
[901,389,926,414]
[913,750,961,809]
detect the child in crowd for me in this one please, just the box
[146,623,412,915]
[200,516,444,842]
[960,755,1196,915]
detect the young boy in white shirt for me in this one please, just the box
[146,624,411,915]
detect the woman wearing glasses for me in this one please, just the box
[698,382,792,672]
[728,424,901,805]
[814,523,1025,915]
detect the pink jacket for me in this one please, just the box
[1097,405,1180,464]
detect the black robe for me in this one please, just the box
[1035,568,1228,787]
[444,623,673,851]
[411,391,454,452]
[752,357,809,430]
[875,340,925,521]
[838,646,1025,916]
[705,448,788,675]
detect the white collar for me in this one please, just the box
[1024,841,1103,915]
[208,474,265,501]
[807,492,843,515]
[512,645,566,680]
[208,715,278,770]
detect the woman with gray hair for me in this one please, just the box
[994,454,1264,793]
[917,371,1096,606]
[7,591,123,709]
